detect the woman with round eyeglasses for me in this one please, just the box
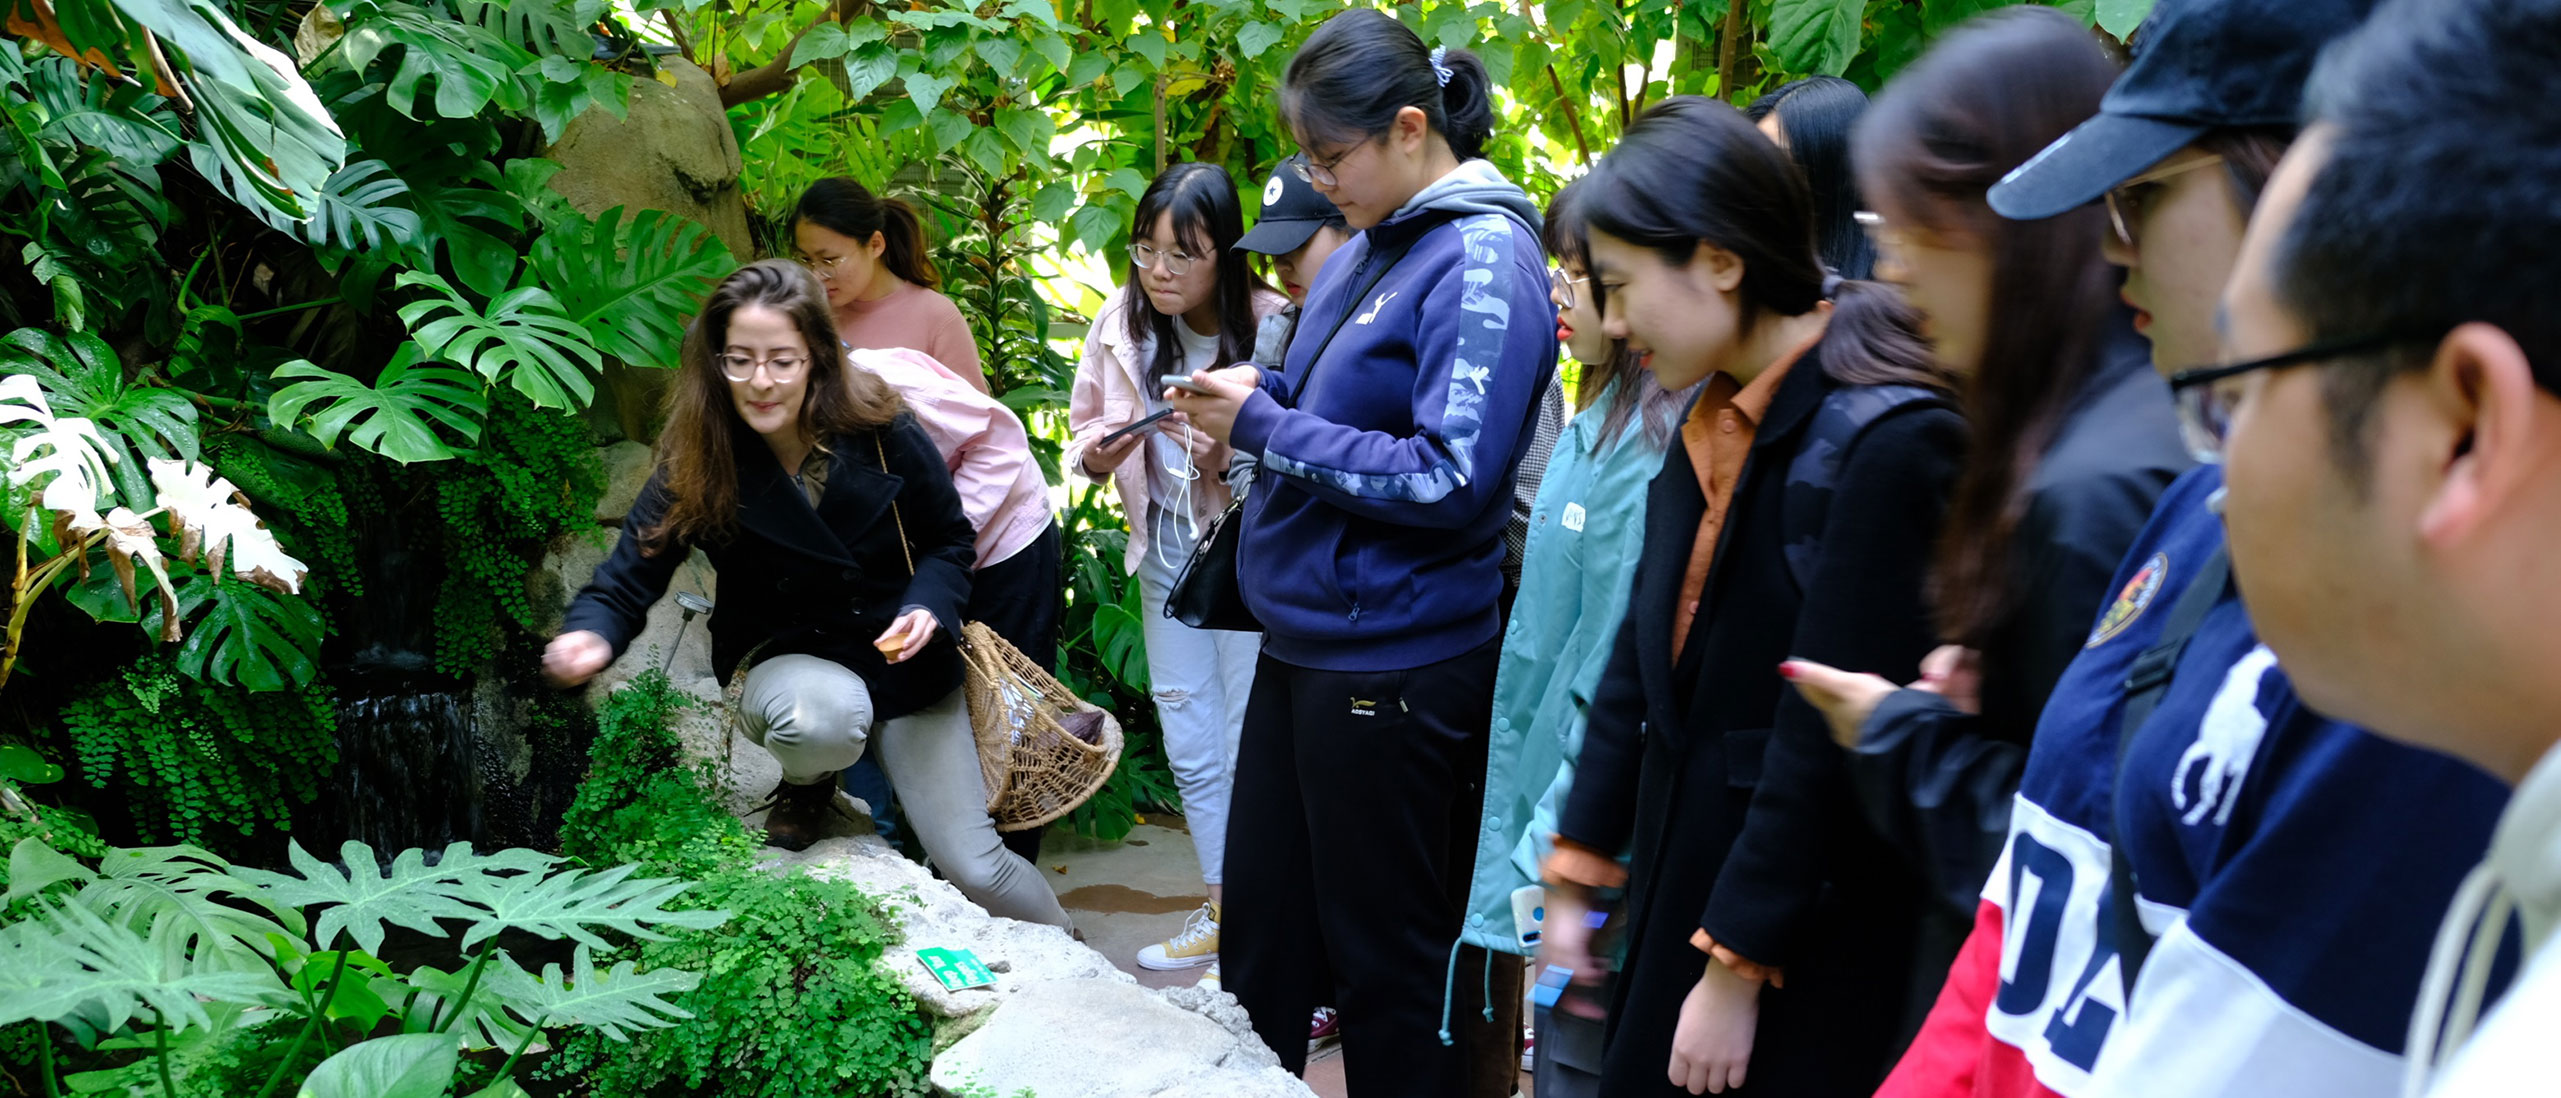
[547,260,1071,929]
[793,177,991,394]
[1064,161,1288,984]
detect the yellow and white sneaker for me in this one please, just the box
[1197,963,1222,991]
[1138,902,1220,971]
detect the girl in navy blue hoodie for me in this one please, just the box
[1165,10,1558,1096]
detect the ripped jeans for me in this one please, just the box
[1135,537,1261,885]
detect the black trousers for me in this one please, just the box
[970,521,1063,865]
[1225,638,1498,1098]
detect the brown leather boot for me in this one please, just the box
[761,776,839,852]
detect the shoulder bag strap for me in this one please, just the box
[2109,544,2230,994]
[875,434,916,578]
[1286,219,1439,401]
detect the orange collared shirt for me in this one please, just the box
[1668,341,1810,661]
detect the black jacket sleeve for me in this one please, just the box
[1843,456,2171,918]
[881,416,977,639]
[561,472,684,661]
[1699,405,1966,968]
[1847,690,2023,919]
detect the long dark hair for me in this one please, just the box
[1579,96,1949,393]
[647,260,904,552]
[1542,178,1653,447]
[791,177,940,290]
[1280,8,1496,161]
[1122,162,1267,382]
[1851,6,2121,644]
[1746,76,1879,281]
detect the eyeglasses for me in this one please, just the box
[2105,154,2226,252]
[1550,268,1589,310]
[720,353,808,384]
[2166,331,2412,463]
[1129,243,1204,277]
[797,254,851,281]
[1290,147,1354,188]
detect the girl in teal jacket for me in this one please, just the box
[1455,180,1694,1074]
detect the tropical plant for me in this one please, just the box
[550,671,937,1097]
[0,835,726,1097]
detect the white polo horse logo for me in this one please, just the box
[1356,291,1399,325]
[2173,644,2278,827]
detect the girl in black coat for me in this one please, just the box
[1787,6,2190,978]
[548,260,1069,927]
[1537,98,1965,1096]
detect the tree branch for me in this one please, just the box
[715,0,873,109]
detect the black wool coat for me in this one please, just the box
[1557,342,1967,1097]
[563,414,977,721]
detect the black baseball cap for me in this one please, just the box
[1987,0,2379,221]
[1235,159,1346,256]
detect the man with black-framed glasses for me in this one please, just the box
[1852,2,2514,1097]
[2212,0,2561,1091]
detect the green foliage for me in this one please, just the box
[424,388,605,674]
[2,833,721,1097]
[552,671,937,1097]
[56,655,336,845]
[268,346,490,464]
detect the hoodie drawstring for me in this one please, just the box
[1481,949,1496,1023]
[1436,939,1462,1046]
[2405,862,2506,1098]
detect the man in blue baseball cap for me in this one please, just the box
[1836,2,2510,1097]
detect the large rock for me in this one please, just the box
[541,57,753,443]
[594,440,657,524]
[927,979,1312,1098]
[541,56,754,261]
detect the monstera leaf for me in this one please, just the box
[326,0,534,120]
[0,328,196,507]
[396,272,602,410]
[71,845,307,973]
[268,347,488,464]
[524,207,734,371]
[167,570,325,690]
[261,158,422,254]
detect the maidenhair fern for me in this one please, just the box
[59,658,336,846]
[428,389,605,674]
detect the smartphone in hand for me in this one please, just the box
[1098,408,1174,448]
[1159,374,1214,396]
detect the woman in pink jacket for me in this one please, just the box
[1066,163,1287,979]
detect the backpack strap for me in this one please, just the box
[2107,544,2229,996]
[1778,383,1951,593]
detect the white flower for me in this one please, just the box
[146,458,307,595]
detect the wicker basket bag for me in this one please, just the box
[956,621,1123,831]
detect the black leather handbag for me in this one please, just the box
[1163,229,1427,631]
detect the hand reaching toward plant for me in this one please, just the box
[544,630,613,687]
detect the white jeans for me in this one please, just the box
[738,657,1071,928]
[1136,539,1260,886]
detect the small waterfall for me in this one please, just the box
[318,686,482,856]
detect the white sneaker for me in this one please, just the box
[1137,902,1220,970]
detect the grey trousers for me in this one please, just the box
[738,655,1071,928]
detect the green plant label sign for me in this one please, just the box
[916,947,998,991]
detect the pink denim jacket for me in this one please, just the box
[846,346,1051,569]
[1064,285,1289,573]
